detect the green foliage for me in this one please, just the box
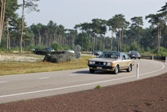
[10,47,19,51]
[51,41,63,51]
[146,47,151,52]
[157,47,167,56]
[1,2,167,57]
[75,33,89,51]
[0,38,6,50]
[34,44,45,50]
[121,44,129,52]
[62,44,70,50]
[95,85,102,89]
[129,41,140,51]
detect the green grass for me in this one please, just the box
[95,85,102,89]
[0,54,92,76]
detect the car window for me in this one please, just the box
[120,53,130,60]
[124,54,130,59]
[131,51,138,54]
[98,52,119,59]
[122,55,126,60]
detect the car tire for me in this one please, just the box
[89,69,95,73]
[113,65,119,74]
[127,64,132,72]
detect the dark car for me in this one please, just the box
[128,50,141,59]
[44,47,55,52]
[92,50,102,56]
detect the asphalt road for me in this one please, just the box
[0,59,167,103]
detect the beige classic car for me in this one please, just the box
[88,51,134,74]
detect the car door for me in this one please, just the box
[120,53,131,69]
[118,53,126,70]
[124,53,132,67]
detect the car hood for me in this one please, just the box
[89,58,117,62]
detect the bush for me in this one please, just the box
[43,51,75,63]
[51,41,63,51]
[95,85,102,89]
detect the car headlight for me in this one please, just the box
[107,62,115,67]
[106,62,112,66]
[89,61,95,64]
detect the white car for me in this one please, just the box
[66,50,75,53]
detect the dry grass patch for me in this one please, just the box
[0,55,91,76]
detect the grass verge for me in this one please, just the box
[0,54,92,76]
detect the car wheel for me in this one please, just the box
[127,64,132,72]
[89,69,95,73]
[113,65,119,74]
[138,57,140,59]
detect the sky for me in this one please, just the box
[17,0,167,36]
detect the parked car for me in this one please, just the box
[45,47,55,52]
[128,50,141,59]
[88,51,134,74]
[92,50,102,56]
[66,50,75,53]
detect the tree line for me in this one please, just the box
[0,1,167,55]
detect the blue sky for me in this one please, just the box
[17,0,167,36]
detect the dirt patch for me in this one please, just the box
[0,54,44,62]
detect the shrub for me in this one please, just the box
[51,41,63,51]
[95,85,102,89]
[43,51,75,63]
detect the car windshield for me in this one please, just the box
[129,51,138,54]
[98,52,119,59]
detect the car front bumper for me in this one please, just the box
[88,64,115,71]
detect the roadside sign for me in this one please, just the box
[75,45,81,58]
[75,52,81,59]
[75,45,81,51]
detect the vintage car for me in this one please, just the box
[128,50,141,59]
[88,51,134,74]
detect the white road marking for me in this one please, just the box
[38,77,49,80]
[0,62,165,98]
[141,63,165,76]
[0,81,6,84]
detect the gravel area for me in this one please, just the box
[0,73,167,112]
[0,54,43,62]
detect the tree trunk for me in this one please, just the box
[20,0,25,53]
[110,31,113,51]
[6,18,10,50]
[157,26,161,53]
[138,28,140,45]
[0,0,6,44]
[118,30,121,51]
[92,36,95,52]
[37,29,41,45]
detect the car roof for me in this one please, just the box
[129,50,139,53]
[103,51,126,54]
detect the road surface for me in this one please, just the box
[0,59,167,103]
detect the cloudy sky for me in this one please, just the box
[17,0,166,36]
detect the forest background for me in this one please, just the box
[0,0,167,56]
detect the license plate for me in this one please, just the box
[97,67,102,69]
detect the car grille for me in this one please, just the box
[95,61,103,65]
